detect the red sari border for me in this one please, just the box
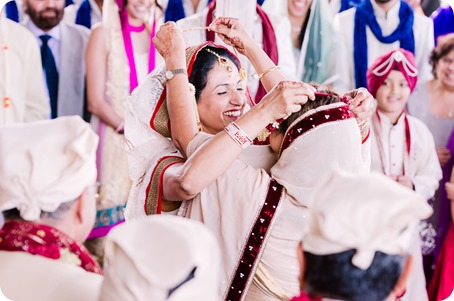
[144,155,184,215]
[225,179,284,301]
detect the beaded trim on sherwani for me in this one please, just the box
[225,179,284,301]
[280,103,355,156]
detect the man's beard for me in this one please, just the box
[26,8,64,31]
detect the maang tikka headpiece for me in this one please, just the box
[205,48,247,80]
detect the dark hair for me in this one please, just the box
[430,33,454,78]
[278,83,342,134]
[189,46,241,101]
[304,249,405,301]
[297,9,311,49]
[2,199,77,222]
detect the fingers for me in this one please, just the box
[346,88,373,121]
[345,87,369,108]
[209,17,238,34]
[261,81,317,119]
[153,22,186,59]
[276,81,316,100]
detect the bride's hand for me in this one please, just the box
[209,17,255,57]
[343,88,374,122]
[153,22,186,64]
[258,81,316,121]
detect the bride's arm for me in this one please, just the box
[154,23,199,158]
[162,81,315,201]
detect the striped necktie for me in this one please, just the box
[40,34,59,118]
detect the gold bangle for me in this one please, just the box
[258,66,280,79]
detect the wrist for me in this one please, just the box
[252,101,276,125]
[165,54,186,70]
[242,39,259,59]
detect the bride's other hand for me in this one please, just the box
[153,22,186,66]
[209,17,255,57]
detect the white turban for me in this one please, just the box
[303,170,433,270]
[100,215,221,301]
[0,116,98,221]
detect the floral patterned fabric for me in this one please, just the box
[0,220,102,274]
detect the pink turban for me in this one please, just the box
[366,49,419,98]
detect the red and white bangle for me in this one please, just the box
[224,122,253,149]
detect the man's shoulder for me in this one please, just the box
[5,18,30,36]
[60,22,90,39]
[5,19,37,45]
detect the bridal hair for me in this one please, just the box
[278,83,342,134]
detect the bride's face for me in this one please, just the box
[196,60,247,135]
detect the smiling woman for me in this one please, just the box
[189,46,247,134]
[84,0,163,264]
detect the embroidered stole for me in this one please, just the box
[0,220,103,274]
[353,0,415,88]
[75,0,92,29]
[120,9,157,93]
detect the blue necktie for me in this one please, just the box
[40,35,59,118]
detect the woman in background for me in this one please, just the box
[263,0,339,86]
[85,0,163,263]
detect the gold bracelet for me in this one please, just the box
[258,66,280,79]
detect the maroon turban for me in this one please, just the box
[366,49,419,98]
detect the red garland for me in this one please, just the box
[0,220,102,274]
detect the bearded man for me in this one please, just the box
[22,0,90,120]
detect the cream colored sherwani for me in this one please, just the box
[0,251,102,301]
[370,111,442,301]
[0,18,49,124]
